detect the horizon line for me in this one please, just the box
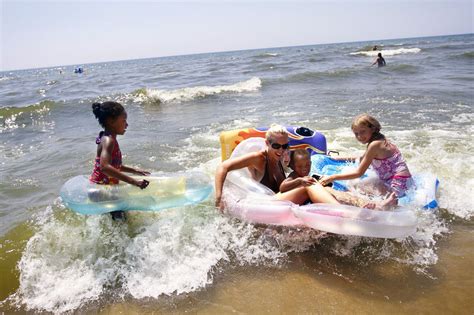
[1,32,472,73]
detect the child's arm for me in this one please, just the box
[99,137,149,189]
[319,143,377,185]
[280,174,317,193]
[329,156,360,162]
[279,175,301,193]
[121,165,150,176]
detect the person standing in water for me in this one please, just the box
[372,52,386,67]
[90,101,150,221]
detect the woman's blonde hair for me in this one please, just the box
[351,114,382,134]
[265,124,288,142]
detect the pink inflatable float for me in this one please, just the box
[222,137,417,239]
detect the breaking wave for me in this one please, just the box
[0,101,55,134]
[4,199,324,313]
[130,77,262,104]
[254,52,280,58]
[350,48,421,57]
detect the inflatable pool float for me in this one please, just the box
[221,136,417,238]
[220,126,327,161]
[60,171,212,215]
[310,155,439,210]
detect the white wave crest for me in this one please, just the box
[0,113,22,133]
[9,199,324,313]
[8,208,110,313]
[257,52,279,57]
[350,48,421,57]
[136,77,262,104]
[452,113,474,123]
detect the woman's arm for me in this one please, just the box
[215,151,264,207]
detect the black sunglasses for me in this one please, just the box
[270,142,290,150]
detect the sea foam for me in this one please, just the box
[350,48,421,56]
[8,200,323,313]
[132,77,262,104]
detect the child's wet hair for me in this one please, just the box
[92,101,125,128]
[351,113,381,133]
[289,149,310,168]
[352,114,385,141]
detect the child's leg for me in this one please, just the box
[389,177,413,199]
[372,177,414,210]
[349,176,388,197]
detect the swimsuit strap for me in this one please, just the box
[95,131,113,144]
[278,157,285,175]
[260,151,285,193]
[96,131,105,144]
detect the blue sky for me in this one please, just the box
[1,0,472,71]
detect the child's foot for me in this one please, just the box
[362,202,377,209]
[110,210,127,221]
[377,192,398,210]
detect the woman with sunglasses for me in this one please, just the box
[215,124,340,208]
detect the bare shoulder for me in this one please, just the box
[229,150,266,175]
[367,139,384,150]
[251,150,267,166]
[365,140,385,158]
[225,150,266,169]
[100,135,114,149]
[237,150,266,161]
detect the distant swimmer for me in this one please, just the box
[372,45,378,51]
[372,52,386,67]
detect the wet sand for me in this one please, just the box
[101,221,473,314]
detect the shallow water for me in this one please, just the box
[1,34,473,313]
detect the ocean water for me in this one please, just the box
[0,34,473,314]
